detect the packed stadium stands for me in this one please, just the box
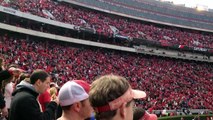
[0,0,213,113]
[0,33,212,111]
[1,0,213,49]
[63,0,213,30]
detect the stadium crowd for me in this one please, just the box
[0,0,212,120]
[0,34,212,112]
[1,0,213,49]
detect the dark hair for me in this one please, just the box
[16,73,30,85]
[133,108,145,120]
[0,70,13,81]
[61,104,72,111]
[30,70,49,84]
[61,98,86,111]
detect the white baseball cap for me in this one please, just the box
[58,80,90,106]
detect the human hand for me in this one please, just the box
[51,94,59,105]
[1,107,8,118]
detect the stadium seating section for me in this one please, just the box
[0,34,212,110]
[0,0,212,111]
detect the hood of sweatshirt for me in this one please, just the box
[12,80,38,97]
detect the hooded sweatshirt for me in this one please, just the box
[9,81,57,120]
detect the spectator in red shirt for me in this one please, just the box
[38,88,51,111]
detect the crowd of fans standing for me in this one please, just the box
[0,34,212,111]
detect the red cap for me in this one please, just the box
[73,80,90,93]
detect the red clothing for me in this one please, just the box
[38,89,51,111]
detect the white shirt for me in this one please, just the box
[4,82,14,109]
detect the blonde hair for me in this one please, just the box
[49,87,57,96]
[89,74,130,119]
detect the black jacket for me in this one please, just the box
[0,92,5,109]
[9,81,58,120]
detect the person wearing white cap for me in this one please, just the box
[89,74,147,120]
[57,80,94,120]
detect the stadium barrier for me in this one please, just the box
[158,114,213,120]
[132,38,213,55]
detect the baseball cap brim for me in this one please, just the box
[9,67,25,72]
[94,88,146,113]
[132,89,146,99]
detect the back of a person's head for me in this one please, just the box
[133,108,145,120]
[0,69,14,91]
[49,87,57,96]
[30,70,49,84]
[89,74,130,119]
[133,107,157,120]
[0,70,13,81]
[16,73,30,85]
[59,80,91,111]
